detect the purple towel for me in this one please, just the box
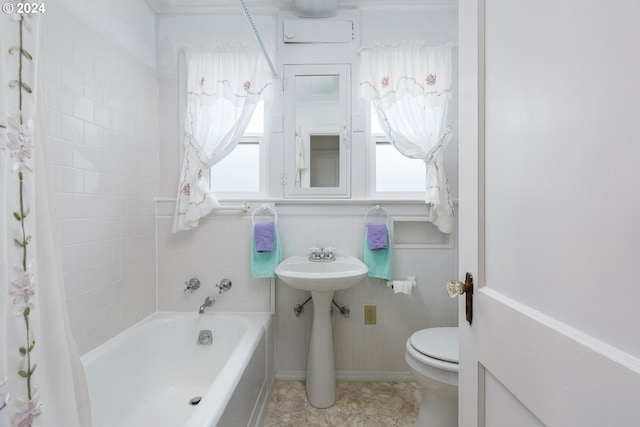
[367,223,388,250]
[255,221,275,253]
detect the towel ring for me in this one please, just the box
[251,203,278,225]
[364,205,389,225]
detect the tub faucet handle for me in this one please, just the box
[184,278,201,293]
[216,279,232,294]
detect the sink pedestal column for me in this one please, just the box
[306,290,336,408]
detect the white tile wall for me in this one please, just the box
[41,2,159,354]
[156,216,272,313]
[158,79,181,197]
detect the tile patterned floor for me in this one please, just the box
[261,379,422,427]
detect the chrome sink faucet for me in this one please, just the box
[198,296,215,314]
[308,247,336,262]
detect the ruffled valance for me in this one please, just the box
[360,41,452,108]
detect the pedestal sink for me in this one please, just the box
[275,255,368,408]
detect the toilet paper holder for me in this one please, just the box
[386,276,417,289]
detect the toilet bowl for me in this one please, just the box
[405,327,458,427]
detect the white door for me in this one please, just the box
[458,1,640,426]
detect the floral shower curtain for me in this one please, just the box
[360,42,455,233]
[1,10,91,427]
[172,47,270,232]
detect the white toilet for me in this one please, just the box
[405,327,459,427]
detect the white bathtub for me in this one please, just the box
[81,312,273,427]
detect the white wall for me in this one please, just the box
[41,0,159,354]
[155,5,459,377]
[156,14,277,79]
[54,0,156,70]
[155,214,272,312]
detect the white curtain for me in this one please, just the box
[1,12,91,427]
[360,42,455,233]
[172,47,270,232]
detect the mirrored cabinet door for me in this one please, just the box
[283,64,351,198]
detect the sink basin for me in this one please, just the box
[275,255,368,292]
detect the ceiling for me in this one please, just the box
[145,0,456,15]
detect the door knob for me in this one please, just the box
[446,272,474,325]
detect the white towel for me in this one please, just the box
[295,134,306,185]
[393,280,413,296]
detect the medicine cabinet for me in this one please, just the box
[283,64,351,198]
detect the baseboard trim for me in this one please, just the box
[275,371,414,382]
[275,370,305,380]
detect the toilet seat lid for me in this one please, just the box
[410,327,458,364]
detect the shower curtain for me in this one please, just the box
[1,11,91,427]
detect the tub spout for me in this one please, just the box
[199,296,215,314]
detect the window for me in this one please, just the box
[209,101,265,196]
[375,141,426,192]
[370,107,426,196]
[210,141,260,192]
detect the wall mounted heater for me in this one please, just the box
[283,19,354,44]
